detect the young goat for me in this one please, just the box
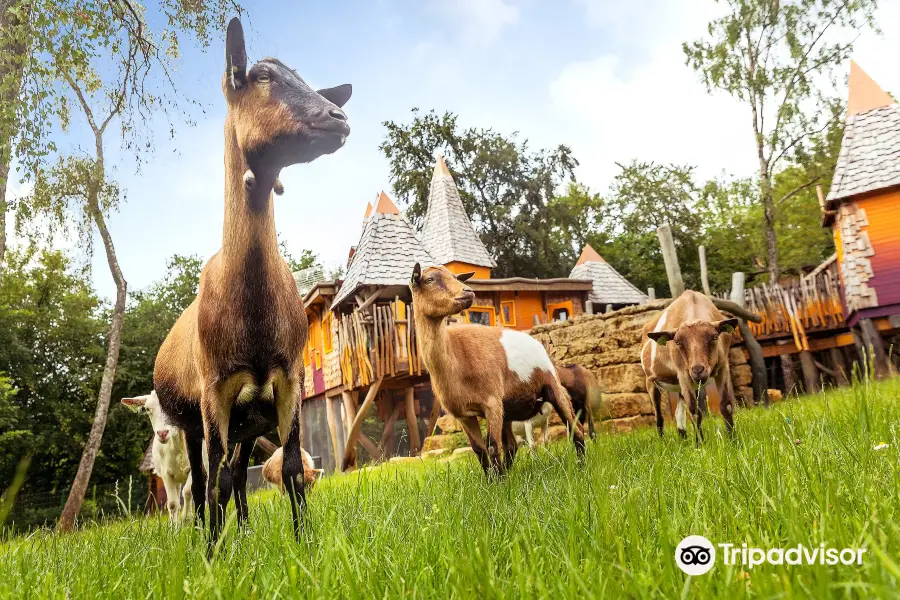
[409,264,585,475]
[121,392,191,521]
[261,447,322,492]
[641,290,738,442]
[153,17,352,547]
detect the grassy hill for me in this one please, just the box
[3,379,900,599]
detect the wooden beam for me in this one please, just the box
[379,399,404,460]
[325,395,341,469]
[829,347,849,386]
[730,271,769,407]
[699,245,711,296]
[729,273,746,305]
[656,224,684,297]
[340,376,384,472]
[255,436,278,457]
[781,354,798,396]
[760,332,856,358]
[404,387,420,455]
[647,287,656,300]
[860,318,892,379]
[798,351,820,394]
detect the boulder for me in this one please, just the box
[729,347,749,365]
[436,414,462,433]
[421,433,467,452]
[600,393,653,419]
[597,364,647,393]
[452,447,475,456]
[732,364,753,387]
[602,414,656,434]
[734,386,754,406]
[389,456,420,464]
[422,448,448,459]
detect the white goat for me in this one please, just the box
[511,402,554,448]
[122,391,192,521]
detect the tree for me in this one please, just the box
[380,109,597,278]
[684,0,878,283]
[278,236,319,273]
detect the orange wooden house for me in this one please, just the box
[821,61,900,377]
[294,156,648,472]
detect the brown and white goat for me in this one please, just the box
[153,17,351,547]
[409,264,585,474]
[262,446,322,492]
[641,290,738,441]
[513,364,601,447]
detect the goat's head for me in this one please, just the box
[646,318,738,384]
[223,18,352,177]
[121,391,178,445]
[409,263,475,319]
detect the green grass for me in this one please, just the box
[3,379,900,599]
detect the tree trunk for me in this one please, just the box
[781,354,797,396]
[798,350,819,394]
[760,172,779,284]
[58,158,127,531]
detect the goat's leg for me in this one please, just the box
[677,372,703,446]
[185,433,206,528]
[648,379,665,437]
[481,402,506,474]
[716,363,737,436]
[203,400,233,556]
[230,441,254,528]
[458,416,491,474]
[161,474,182,522]
[543,382,585,457]
[276,376,306,542]
[501,421,518,469]
[182,472,194,522]
[524,419,535,448]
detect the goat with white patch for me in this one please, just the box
[408,263,585,475]
[121,391,193,521]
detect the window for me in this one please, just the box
[466,307,495,326]
[314,348,322,370]
[322,313,333,353]
[303,342,311,366]
[500,301,516,327]
[547,301,574,323]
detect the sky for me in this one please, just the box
[6,0,900,299]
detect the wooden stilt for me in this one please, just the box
[798,351,820,394]
[731,272,768,407]
[657,224,685,298]
[828,347,849,386]
[325,395,341,471]
[379,400,404,460]
[699,245,711,296]
[860,318,891,379]
[341,376,384,471]
[426,393,441,438]
[781,354,798,397]
[404,387,420,455]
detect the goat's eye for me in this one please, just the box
[257,72,270,83]
[423,277,434,284]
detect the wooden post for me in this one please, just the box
[656,224,684,297]
[859,318,891,379]
[828,347,849,386]
[341,390,357,440]
[404,387,420,455]
[585,302,594,315]
[816,184,826,212]
[699,245,711,296]
[798,351,820,394]
[255,436,278,457]
[605,304,613,313]
[533,314,540,327]
[325,395,341,471]
[730,272,768,407]
[340,376,384,471]
[379,399,404,460]
[781,354,798,396]
[647,287,656,300]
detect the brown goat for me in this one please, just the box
[153,17,351,547]
[640,290,738,442]
[557,364,602,439]
[409,264,585,474]
[262,447,322,492]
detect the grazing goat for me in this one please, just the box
[512,364,602,447]
[641,290,738,441]
[262,447,322,492]
[121,392,191,521]
[409,264,585,475]
[153,17,352,548]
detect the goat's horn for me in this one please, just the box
[655,296,762,323]
[273,179,284,196]
[243,169,256,188]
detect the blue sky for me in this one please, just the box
[7,0,899,298]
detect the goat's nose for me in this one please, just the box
[328,107,348,121]
[157,429,169,441]
[690,365,706,380]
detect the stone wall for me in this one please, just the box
[529,300,752,433]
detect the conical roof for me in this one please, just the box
[420,155,496,268]
[333,192,436,308]
[569,244,647,306]
[828,62,900,203]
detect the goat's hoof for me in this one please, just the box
[243,169,256,189]
[677,429,687,439]
[273,179,284,195]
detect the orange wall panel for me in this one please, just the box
[445,262,491,279]
[500,290,544,330]
[857,190,900,307]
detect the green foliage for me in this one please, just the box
[3,380,900,597]
[278,236,319,273]
[380,108,593,278]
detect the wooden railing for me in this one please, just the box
[336,299,424,390]
[731,265,845,347]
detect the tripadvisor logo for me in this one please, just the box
[675,536,867,575]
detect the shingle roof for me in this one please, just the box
[333,193,436,308]
[570,245,647,306]
[138,442,154,473]
[293,265,325,296]
[827,104,900,202]
[419,156,496,268]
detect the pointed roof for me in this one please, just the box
[419,156,496,268]
[333,194,436,308]
[576,244,605,266]
[363,202,373,219]
[570,246,647,306]
[827,63,900,203]
[848,61,894,116]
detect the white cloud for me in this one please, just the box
[430,0,520,45]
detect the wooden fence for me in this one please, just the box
[336,299,423,390]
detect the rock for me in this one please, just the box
[767,388,783,402]
[600,393,653,419]
[389,456,420,464]
[732,364,753,387]
[436,414,462,433]
[729,347,749,365]
[602,414,656,434]
[422,448,448,459]
[734,386,754,405]
[421,433,467,452]
[597,364,647,393]
[452,447,474,456]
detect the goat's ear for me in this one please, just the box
[410,262,422,287]
[647,330,676,346]
[456,271,476,283]
[317,84,352,108]
[225,17,248,89]
[121,396,147,412]
[715,318,739,334]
